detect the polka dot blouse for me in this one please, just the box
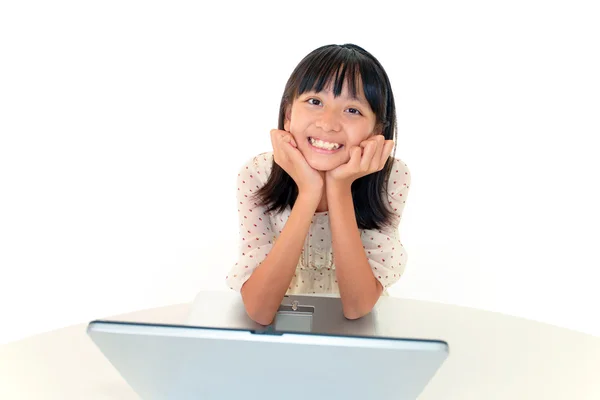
[225,152,411,296]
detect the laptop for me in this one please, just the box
[87,292,449,400]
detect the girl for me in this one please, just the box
[225,43,411,325]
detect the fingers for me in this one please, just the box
[380,140,394,169]
[271,129,293,166]
[370,135,385,171]
[348,146,362,169]
[270,129,279,151]
[278,132,306,167]
[271,129,296,147]
[271,129,298,163]
[359,135,384,172]
[358,135,393,173]
[359,139,378,171]
[282,134,297,148]
[368,135,394,172]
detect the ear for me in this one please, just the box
[283,107,291,132]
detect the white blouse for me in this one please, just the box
[225,151,411,297]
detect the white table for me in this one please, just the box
[1,293,599,399]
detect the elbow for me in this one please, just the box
[342,305,372,320]
[341,281,382,320]
[342,290,380,320]
[241,285,276,326]
[343,311,362,320]
[246,306,275,326]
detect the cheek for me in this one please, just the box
[289,108,313,131]
[288,121,310,143]
[347,131,371,147]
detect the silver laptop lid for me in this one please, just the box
[87,320,448,400]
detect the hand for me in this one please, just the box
[326,134,394,188]
[270,129,324,195]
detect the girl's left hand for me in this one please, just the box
[325,135,394,188]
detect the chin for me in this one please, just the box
[306,156,344,172]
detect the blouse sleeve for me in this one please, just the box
[225,155,274,292]
[361,159,411,290]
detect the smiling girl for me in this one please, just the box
[225,44,411,325]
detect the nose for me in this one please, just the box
[315,108,341,132]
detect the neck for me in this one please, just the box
[316,171,328,212]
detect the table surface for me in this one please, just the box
[1,292,599,400]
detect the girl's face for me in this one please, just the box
[284,79,380,172]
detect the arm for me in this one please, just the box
[325,135,409,319]
[328,163,411,319]
[241,192,320,325]
[229,131,324,325]
[327,182,383,319]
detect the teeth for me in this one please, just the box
[309,137,341,150]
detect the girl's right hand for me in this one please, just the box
[270,129,323,195]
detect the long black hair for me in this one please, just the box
[253,43,398,231]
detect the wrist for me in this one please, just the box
[296,188,322,207]
[326,179,352,197]
[325,172,353,191]
[298,181,323,197]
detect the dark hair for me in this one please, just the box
[253,43,398,230]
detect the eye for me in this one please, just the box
[347,108,362,116]
[307,98,322,106]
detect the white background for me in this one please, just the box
[1,0,598,345]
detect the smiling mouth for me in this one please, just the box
[308,137,344,151]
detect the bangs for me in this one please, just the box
[291,45,387,119]
[297,54,361,99]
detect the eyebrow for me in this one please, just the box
[343,93,369,106]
